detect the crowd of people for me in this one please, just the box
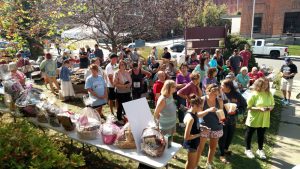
[3,42,298,169]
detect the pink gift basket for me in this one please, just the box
[101,117,120,145]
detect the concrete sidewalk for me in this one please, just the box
[271,80,300,169]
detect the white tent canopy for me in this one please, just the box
[61,25,101,40]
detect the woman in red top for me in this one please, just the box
[248,67,264,85]
[153,71,166,103]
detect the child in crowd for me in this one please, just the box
[222,60,231,78]
[183,95,214,169]
[59,59,75,101]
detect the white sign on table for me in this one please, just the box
[122,97,155,152]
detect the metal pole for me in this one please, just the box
[185,17,187,57]
[237,0,239,13]
[250,0,256,39]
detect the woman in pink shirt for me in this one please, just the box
[177,72,202,108]
[8,62,26,86]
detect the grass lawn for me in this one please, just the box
[13,81,281,169]
[137,47,164,60]
[287,45,300,56]
[0,81,283,169]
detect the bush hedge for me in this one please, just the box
[224,34,258,71]
[0,120,85,169]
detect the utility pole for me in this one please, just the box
[237,0,239,13]
[250,0,256,39]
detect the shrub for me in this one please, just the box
[0,120,85,169]
[224,34,258,71]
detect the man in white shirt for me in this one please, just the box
[105,53,119,115]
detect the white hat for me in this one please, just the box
[8,62,17,71]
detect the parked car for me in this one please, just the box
[0,41,9,50]
[127,43,135,49]
[168,43,186,65]
[252,39,288,58]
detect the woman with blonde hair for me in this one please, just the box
[244,77,274,159]
[154,80,177,140]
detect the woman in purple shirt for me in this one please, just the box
[175,63,191,127]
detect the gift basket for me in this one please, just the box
[141,124,166,157]
[114,123,136,149]
[76,107,101,140]
[224,103,237,115]
[101,117,120,145]
[15,87,42,117]
[41,103,62,127]
[57,111,76,131]
[37,107,49,123]
[2,78,24,101]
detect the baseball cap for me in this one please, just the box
[164,47,168,50]
[285,57,291,63]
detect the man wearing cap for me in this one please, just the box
[280,57,298,105]
[105,53,119,114]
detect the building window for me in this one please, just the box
[283,12,300,33]
[253,13,263,33]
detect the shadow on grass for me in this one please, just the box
[62,142,133,169]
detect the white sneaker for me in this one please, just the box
[256,149,266,159]
[179,123,185,128]
[244,150,255,159]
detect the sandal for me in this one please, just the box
[220,156,230,164]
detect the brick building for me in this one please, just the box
[215,0,300,38]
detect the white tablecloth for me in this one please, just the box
[28,118,182,168]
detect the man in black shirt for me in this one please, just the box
[280,57,298,105]
[94,44,104,62]
[162,47,171,60]
[229,49,243,76]
[79,48,89,68]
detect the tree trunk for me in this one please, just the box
[27,38,44,60]
[111,39,117,54]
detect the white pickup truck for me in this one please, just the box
[252,39,288,58]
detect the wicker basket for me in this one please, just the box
[77,125,100,140]
[115,130,136,149]
[57,115,75,131]
[17,105,37,117]
[37,113,48,123]
[141,128,166,157]
[49,116,61,127]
